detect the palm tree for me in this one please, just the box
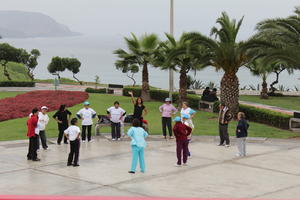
[183,12,270,115]
[154,33,205,105]
[114,33,159,101]
[256,8,300,68]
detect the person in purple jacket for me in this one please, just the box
[159,98,177,139]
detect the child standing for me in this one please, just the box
[76,101,97,142]
[236,112,249,157]
[107,101,126,141]
[64,118,81,167]
[128,119,148,174]
[173,116,192,166]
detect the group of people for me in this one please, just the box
[201,87,219,102]
[26,90,249,173]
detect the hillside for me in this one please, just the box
[0,62,31,81]
[0,10,79,38]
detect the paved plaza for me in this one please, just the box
[0,135,300,199]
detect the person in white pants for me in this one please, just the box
[236,112,249,157]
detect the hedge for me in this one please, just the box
[0,81,35,87]
[213,101,291,130]
[85,88,107,94]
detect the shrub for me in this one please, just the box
[213,101,290,129]
[0,91,88,122]
[85,87,107,94]
[0,81,35,87]
[123,87,142,97]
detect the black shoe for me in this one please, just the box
[67,163,72,166]
[27,157,32,160]
[64,142,69,144]
[57,143,61,145]
[217,143,225,146]
[128,171,135,174]
[32,158,41,161]
[73,164,80,167]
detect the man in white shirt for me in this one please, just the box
[76,101,96,142]
[107,101,126,141]
[39,106,50,150]
[64,118,81,167]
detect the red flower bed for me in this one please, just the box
[0,90,89,122]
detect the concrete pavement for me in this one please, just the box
[0,135,299,199]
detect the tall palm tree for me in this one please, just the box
[114,33,159,101]
[183,12,269,115]
[154,33,206,105]
[256,8,300,68]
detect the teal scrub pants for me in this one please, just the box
[130,145,145,172]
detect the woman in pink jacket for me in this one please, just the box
[159,98,177,139]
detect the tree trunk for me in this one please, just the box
[260,78,268,99]
[178,67,188,107]
[3,63,11,80]
[27,69,34,81]
[220,72,239,118]
[73,74,83,85]
[127,73,136,87]
[141,62,150,101]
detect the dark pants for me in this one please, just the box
[219,124,230,145]
[27,135,38,160]
[68,139,80,165]
[111,122,121,139]
[176,140,189,165]
[162,117,172,137]
[39,130,48,149]
[57,123,68,144]
[82,125,92,141]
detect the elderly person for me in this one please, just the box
[53,104,72,145]
[27,108,40,161]
[38,106,50,150]
[218,103,233,147]
[159,98,177,139]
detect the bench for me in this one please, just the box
[94,122,131,136]
[289,118,300,132]
[198,100,215,112]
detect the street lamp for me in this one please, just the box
[169,0,174,100]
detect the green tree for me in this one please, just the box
[183,12,269,115]
[25,49,41,81]
[114,33,159,101]
[64,58,82,84]
[154,33,205,105]
[47,56,65,80]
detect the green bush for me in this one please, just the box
[85,87,107,94]
[0,81,35,87]
[123,87,142,97]
[213,101,290,129]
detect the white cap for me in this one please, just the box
[41,106,48,110]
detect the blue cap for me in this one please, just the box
[173,116,181,122]
[165,98,171,102]
[182,114,190,119]
[83,101,90,105]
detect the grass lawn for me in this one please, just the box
[0,91,25,99]
[240,95,300,111]
[0,93,299,141]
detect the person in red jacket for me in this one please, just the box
[173,116,192,167]
[27,108,40,161]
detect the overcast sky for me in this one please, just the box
[1,0,299,39]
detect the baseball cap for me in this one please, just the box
[182,114,190,119]
[165,98,171,102]
[173,116,181,122]
[41,106,48,110]
[83,101,90,105]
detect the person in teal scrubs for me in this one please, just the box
[127,118,148,174]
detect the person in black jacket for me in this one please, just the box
[236,112,249,157]
[53,104,72,145]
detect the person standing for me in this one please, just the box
[173,116,192,167]
[76,101,97,143]
[218,103,233,147]
[159,98,177,139]
[107,101,126,141]
[64,118,81,167]
[128,91,148,126]
[180,102,196,129]
[128,119,148,174]
[236,112,249,157]
[38,106,50,150]
[27,108,40,161]
[53,104,72,145]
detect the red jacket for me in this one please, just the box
[27,115,38,138]
[173,122,192,141]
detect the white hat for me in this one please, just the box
[165,98,171,102]
[41,106,48,110]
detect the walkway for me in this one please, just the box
[239,101,298,115]
[0,83,88,92]
[0,135,299,199]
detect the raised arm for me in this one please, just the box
[128,91,135,105]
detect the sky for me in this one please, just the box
[0,0,299,39]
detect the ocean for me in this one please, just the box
[2,35,300,90]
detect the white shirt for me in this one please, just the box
[180,107,196,129]
[77,108,96,126]
[107,106,125,123]
[64,125,81,141]
[38,112,49,131]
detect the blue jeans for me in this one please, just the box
[130,145,145,172]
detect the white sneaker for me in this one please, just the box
[175,164,182,167]
[82,140,86,143]
[117,138,121,141]
[235,153,242,157]
[112,138,116,141]
[183,163,188,166]
[88,139,94,143]
[225,144,230,148]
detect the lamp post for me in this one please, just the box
[169,0,174,100]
